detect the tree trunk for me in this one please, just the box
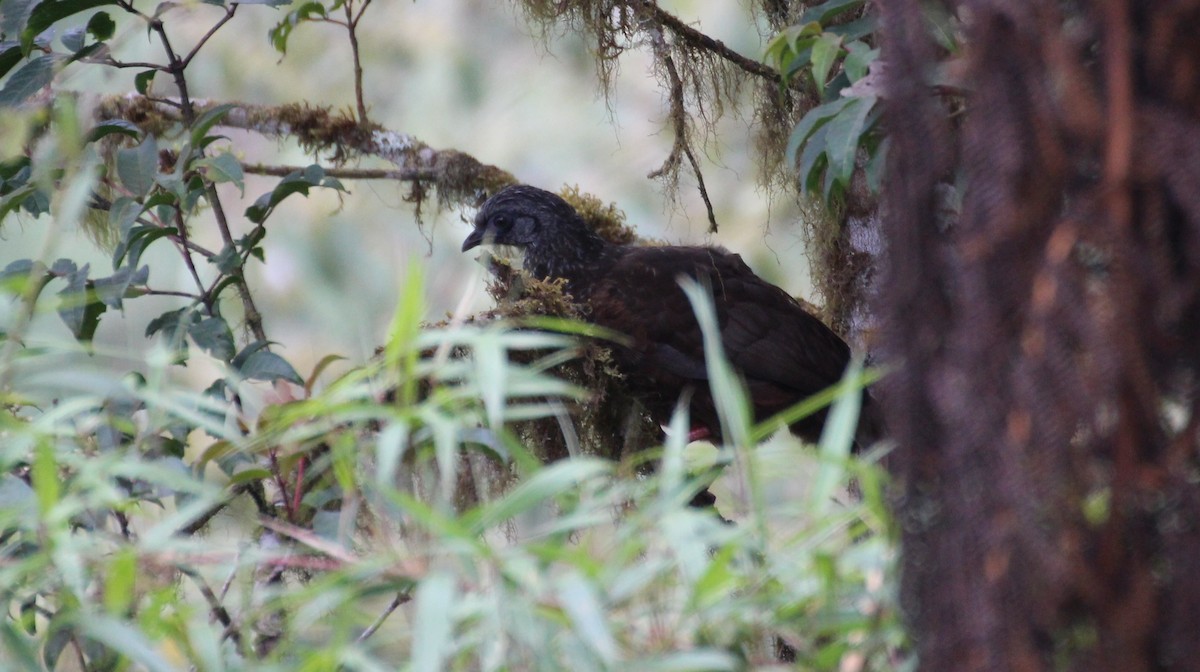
[878,2,1200,670]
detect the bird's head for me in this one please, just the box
[461,185,589,252]
[462,185,615,282]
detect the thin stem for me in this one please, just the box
[179,567,247,655]
[143,95,183,109]
[142,288,201,299]
[90,57,170,70]
[149,19,194,122]
[242,163,401,180]
[643,2,801,93]
[357,591,411,643]
[173,208,211,311]
[646,20,719,231]
[205,183,268,342]
[344,0,371,123]
[179,483,252,536]
[180,4,239,70]
[268,448,294,522]
[220,549,242,599]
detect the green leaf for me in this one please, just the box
[798,124,829,194]
[785,96,853,165]
[145,307,195,342]
[411,572,456,672]
[558,572,618,664]
[471,458,612,533]
[0,621,40,672]
[31,439,59,514]
[211,242,240,273]
[116,135,158,197]
[2,1,37,42]
[134,69,155,95]
[823,95,876,189]
[245,165,345,224]
[56,264,106,341]
[86,9,114,40]
[799,0,864,24]
[79,616,177,672]
[189,315,236,362]
[0,259,37,288]
[92,264,147,309]
[113,224,172,270]
[195,151,243,194]
[0,42,23,80]
[103,549,136,614]
[0,182,37,221]
[0,54,54,106]
[188,103,235,146]
[810,32,842,88]
[60,26,85,51]
[826,14,878,41]
[304,352,346,395]
[86,118,140,142]
[842,41,878,82]
[810,357,865,514]
[20,0,116,52]
[239,350,303,385]
[42,627,73,671]
[269,1,328,55]
[106,195,138,238]
[679,278,752,446]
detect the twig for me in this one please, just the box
[268,448,294,522]
[148,18,194,122]
[643,2,800,92]
[180,483,252,536]
[206,181,268,342]
[179,566,247,654]
[90,57,169,70]
[344,0,372,123]
[142,288,200,299]
[242,163,402,180]
[114,510,133,540]
[173,208,211,310]
[356,591,411,643]
[220,549,242,599]
[181,4,239,70]
[646,20,719,231]
[683,143,717,233]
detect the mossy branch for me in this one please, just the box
[97,95,517,207]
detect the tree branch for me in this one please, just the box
[645,17,719,231]
[643,2,800,93]
[243,163,411,180]
[98,96,517,205]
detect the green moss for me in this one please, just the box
[556,184,637,245]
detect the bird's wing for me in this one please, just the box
[586,246,850,399]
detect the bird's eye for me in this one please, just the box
[494,216,512,232]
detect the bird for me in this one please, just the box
[462,184,875,448]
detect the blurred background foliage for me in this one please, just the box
[5,0,824,373]
[0,0,899,669]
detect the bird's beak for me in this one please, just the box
[461,228,485,252]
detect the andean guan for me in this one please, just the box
[462,185,876,447]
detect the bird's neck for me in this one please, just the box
[523,229,617,293]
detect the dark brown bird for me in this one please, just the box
[462,185,873,446]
